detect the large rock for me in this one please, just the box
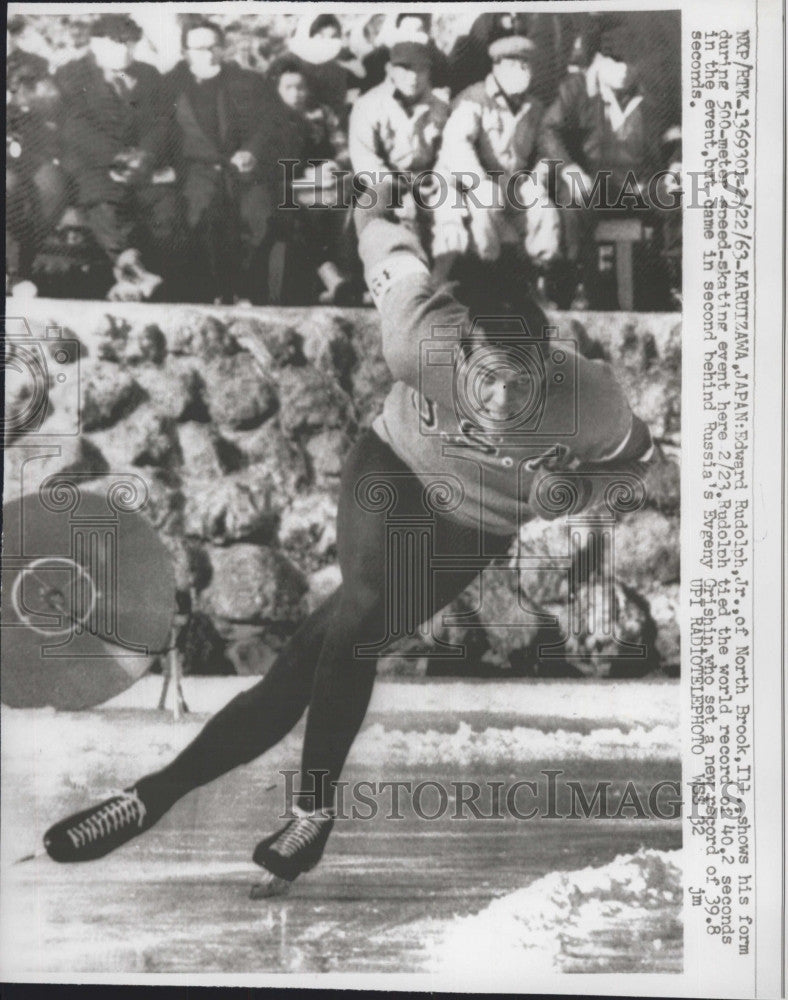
[222,421,308,494]
[183,477,278,545]
[167,312,240,359]
[225,627,282,676]
[612,509,680,589]
[204,352,278,429]
[436,565,545,674]
[202,543,307,623]
[123,408,181,468]
[136,467,185,538]
[124,322,167,366]
[644,581,680,670]
[160,534,212,594]
[306,563,342,612]
[640,443,680,515]
[4,435,109,497]
[277,366,355,437]
[280,492,338,566]
[135,359,207,422]
[82,369,146,431]
[350,317,393,427]
[534,578,658,678]
[92,314,131,364]
[305,428,352,483]
[177,421,233,480]
[227,317,305,369]
[300,314,357,389]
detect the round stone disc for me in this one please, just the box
[2,488,175,709]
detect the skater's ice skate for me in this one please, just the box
[250,806,334,899]
[43,788,154,862]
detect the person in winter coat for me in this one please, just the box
[348,40,449,179]
[55,14,178,300]
[539,17,667,307]
[6,46,68,293]
[163,19,305,302]
[349,39,450,258]
[268,54,358,304]
[433,35,560,289]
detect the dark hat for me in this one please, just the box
[7,49,50,86]
[488,34,534,62]
[583,14,628,63]
[90,14,142,44]
[389,40,432,71]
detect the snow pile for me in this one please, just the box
[420,848,682,974]
[358,720,678,766]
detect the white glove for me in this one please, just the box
[432,218,468,257]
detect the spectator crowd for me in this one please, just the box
[7,10,682,310]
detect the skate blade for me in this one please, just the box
[14,847,47,864]
[250,873,292,900]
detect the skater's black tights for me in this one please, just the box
[139,430,513,814]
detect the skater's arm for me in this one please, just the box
[357,215,471,414]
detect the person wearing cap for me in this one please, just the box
[539,14,669,307]
[433,34,559,285]
[55,14,179,300]
[6,36,68,294]
[357,13,448,94]
[348,38,449,181]
[445,12,514,97]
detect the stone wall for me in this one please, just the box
[4,300,681,678]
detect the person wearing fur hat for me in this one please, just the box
[288,12,365,121]
[433,34,560,290]
[54,14,181,301]
[539,14,668,308]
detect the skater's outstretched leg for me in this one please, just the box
[43,588,341,863]
[136,588,343,812]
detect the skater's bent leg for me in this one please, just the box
[296,430,514,812]
[296,556,486,811]
[136,587,343,813]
